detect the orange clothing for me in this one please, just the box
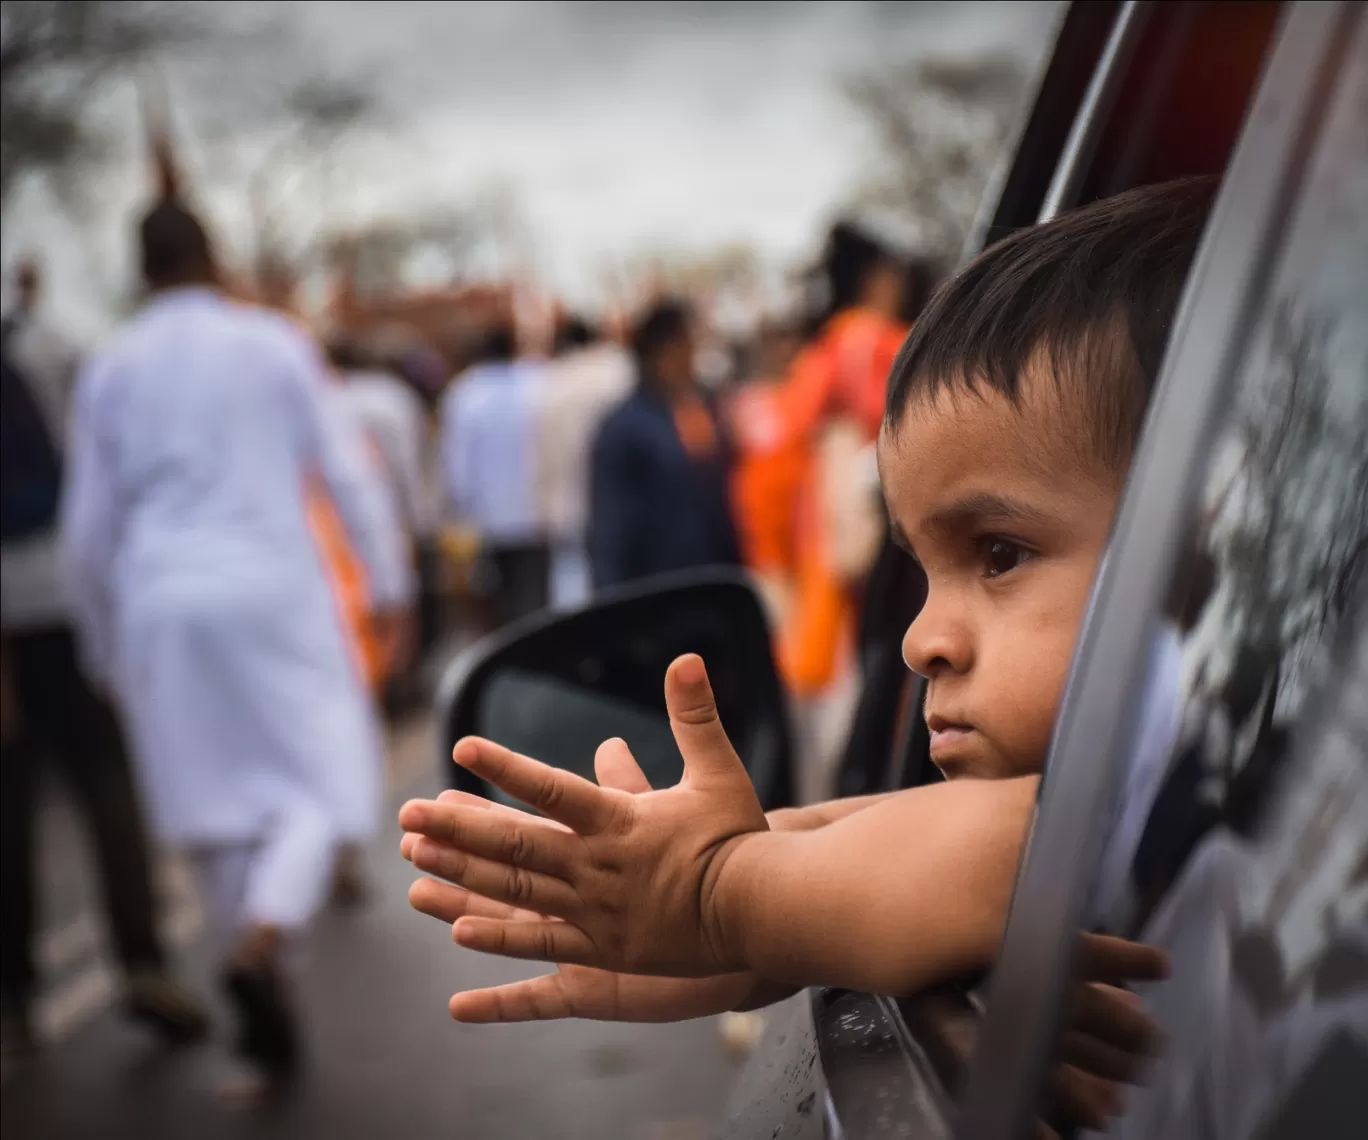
[305,483,385,690]
[729,379,806,576]
[776,308,908,697]
[775,307,908,444]
[672,396,722,463]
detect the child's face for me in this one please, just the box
[878,363,1122,781]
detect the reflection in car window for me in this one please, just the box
[480,668,683,807]
[1075,19,1368,1140]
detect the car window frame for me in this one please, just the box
[1037,0,1151,221]
[954,5,1363,1139]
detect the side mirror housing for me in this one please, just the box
[436,570,796,811]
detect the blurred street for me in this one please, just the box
[0,712,738,1140]
[1,4,1060,1131]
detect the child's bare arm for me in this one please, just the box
[765,791,903,832]
[400,654,1037,994]
[708,775,1037,993]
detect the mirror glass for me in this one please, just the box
[479,667,683,806]
[444,574,794,810]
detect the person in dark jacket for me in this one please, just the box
[589,299,740,590]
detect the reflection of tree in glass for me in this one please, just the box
[1199,304,1368,726]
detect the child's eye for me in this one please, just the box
[979,537,1032,579]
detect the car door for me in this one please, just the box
[958,3,1367,1137]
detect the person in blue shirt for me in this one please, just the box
[441,322,550,627]
[589,299,740,591]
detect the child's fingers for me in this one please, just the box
[450,737,615,834]
[1067,983,1164,1056]
[1044,1064,1123,1131]
[594,737,653,794]
[664,655,744,785]
[1074,933,1170,983]
[408,878,542,925]
[449,975,576,1023]
[409,836,581,918]
[435,788,575,832]
[1058,1028,1150,1084]
[452,916,597,965]
[399,799,579,880]
[436,789,493,809]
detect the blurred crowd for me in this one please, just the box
[0,121,940,1097]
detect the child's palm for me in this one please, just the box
[406,767,759,1022]
[401,655,768,977]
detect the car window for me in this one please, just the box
[1055,10,1368,1138]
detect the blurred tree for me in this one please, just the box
[843,52,1031,260]
[632,242,763,299]
[0,0,195,206]
[326,209,484,297]
[245,72,385,280]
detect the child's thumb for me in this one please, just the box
[665,654,745,784]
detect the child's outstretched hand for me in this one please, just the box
[403,767,774,1023]
[399,654,768,978]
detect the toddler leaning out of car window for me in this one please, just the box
[400,180,1213,1040]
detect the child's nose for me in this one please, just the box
[901,599,974,679]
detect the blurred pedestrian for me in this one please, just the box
[1,260,208,1058]
[778,224,909,701]
[589,298,741,590]
[728,319,806,628]
[534,315,633,609]
[329,336,431,711]
[60,200,411,1095]
[440,320,550,629]
[329,338,432,601]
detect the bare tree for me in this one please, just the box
[0,0,196,205]
[243,71,384,278]
[842,53,1030,259]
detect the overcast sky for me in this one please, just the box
[5,0,1061,333]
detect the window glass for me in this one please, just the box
[1061,17,1368,1140]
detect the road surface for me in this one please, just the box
[2,716,742,1140]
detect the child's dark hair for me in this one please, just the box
[884,178,1216,470]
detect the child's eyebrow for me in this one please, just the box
[923,492,1055,536]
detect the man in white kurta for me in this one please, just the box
[60,199,411,1086]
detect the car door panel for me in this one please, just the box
[958,5,1367,1138]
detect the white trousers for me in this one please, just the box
[187,795,337,945]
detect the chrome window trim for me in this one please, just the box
[1037,0,1151,221]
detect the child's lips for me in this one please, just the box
[926,714,977,763]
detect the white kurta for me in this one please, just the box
[60,288,411,847]
[339,369,434,543]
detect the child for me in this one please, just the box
[399,179,1212,1022]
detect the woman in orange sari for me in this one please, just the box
[776,225,909,702]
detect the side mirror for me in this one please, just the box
[436,570,796,811]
